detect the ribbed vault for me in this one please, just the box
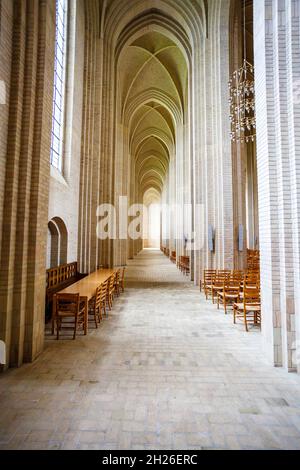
[117,25,188,199]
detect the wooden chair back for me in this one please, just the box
[101,280,108,302]
[95,285,102,310]
[243,286,260,306]
[217,270,231,276]
[214,271,231,285]
[243,273,260,288]
[109,273,116,293]
[56,293,80,316]
[225,278,241,290]
[55,293,85,339]
[121,267,126,291]
[203,270,216,283]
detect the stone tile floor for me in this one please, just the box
[1,249,300,450]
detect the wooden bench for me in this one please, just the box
[45,262,87,321]
[170,251,176,263]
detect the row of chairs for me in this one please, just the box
[162,247,170,257]
[161,247,190,277]
[88,268,125,327]
[170,251,176,263]
[177,256,190,275]
[54,268,125,340]
[202,269,261,332]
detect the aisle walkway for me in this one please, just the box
[1,250,300,449]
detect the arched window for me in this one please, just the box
[47,217,68,268]
[50,0,68,172]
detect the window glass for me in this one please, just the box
[50,0,68,172]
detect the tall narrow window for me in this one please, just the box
[50,0,68,172]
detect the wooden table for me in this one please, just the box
[52,268,117,336]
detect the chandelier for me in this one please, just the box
[229,0,256,144]
[229,59,256,144]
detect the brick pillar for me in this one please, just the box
[254,0,300,371]
[0,0,55,368]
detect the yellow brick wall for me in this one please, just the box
[0,0,56,369]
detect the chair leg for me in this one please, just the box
[244,311,248,332]
[56,317,60,340]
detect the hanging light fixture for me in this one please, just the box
[228,0,256,144]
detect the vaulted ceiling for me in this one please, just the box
[118,29,188,198]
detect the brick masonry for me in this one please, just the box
[254,0,300,372]
[0,0,55,368]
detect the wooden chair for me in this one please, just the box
[98,280,108,318]
[120,267,126,293]
[46,262,86,324]
[217,278,241,313]
[211,271,231,304]
[182,256,190,275]
[203,270,216,299]
[240,273,260,291]
[233,286,261,332]
[55,293,86,340]
[239,274,260,304]
[89,282,107,326]
[114,269,121,297]
[89,286,100,328]
[107,274,116,310]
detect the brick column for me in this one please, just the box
[254,0,300,371]
[0,0,55,368]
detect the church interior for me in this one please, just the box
[1,0,300,451]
